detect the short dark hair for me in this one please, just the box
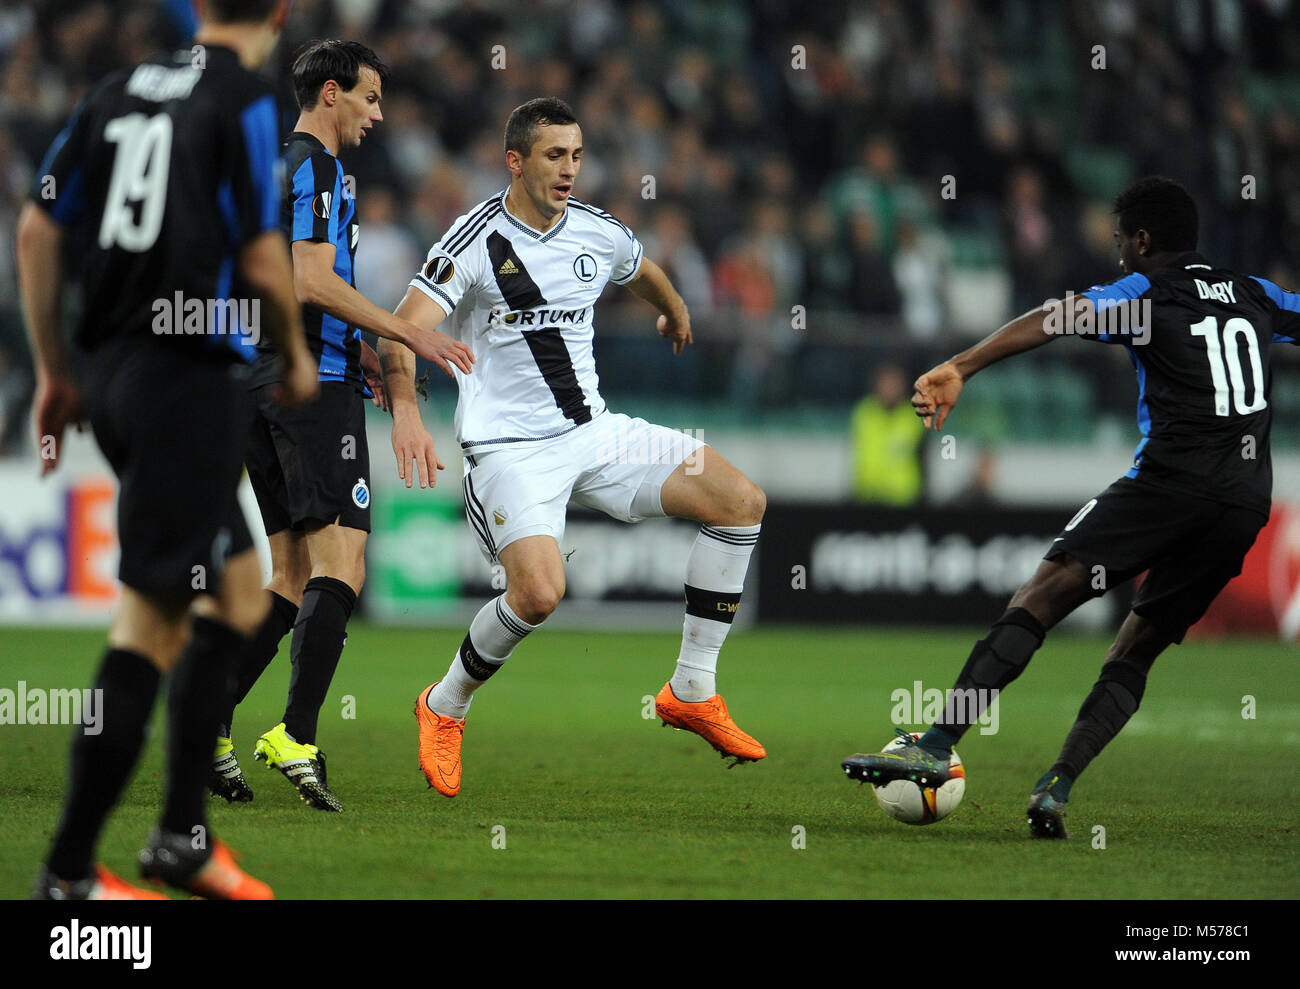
[207,0,280,24]
[504,97,578,157]
[1113,176,1198,253]
[292,40,389,111]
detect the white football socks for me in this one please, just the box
[669,524,760,702]
[428,595,539,719]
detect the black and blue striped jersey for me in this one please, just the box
[1079,252,1300,516]
[30,45,279,362]
[251,131,363,389]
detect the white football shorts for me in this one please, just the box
[461,411,705,562]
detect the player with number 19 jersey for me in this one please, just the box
[1078,253,1300,518]
[30,44,280,599]
[33,46,277,362]
[410,190,643,454]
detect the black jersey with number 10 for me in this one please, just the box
[1079,252,1300,517]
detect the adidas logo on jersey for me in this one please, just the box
[497,258,519,276]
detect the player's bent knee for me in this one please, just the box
[744,482,767,524]
[511,580,564,625]
[723,479,765,526]
[345,561,366,594]
[220,589,271,639]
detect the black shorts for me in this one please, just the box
[1044,476,1265,642]
[245,380,371,535]
[86,339,253,605]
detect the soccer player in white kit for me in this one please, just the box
[378,98,767,796]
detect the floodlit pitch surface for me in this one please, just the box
[1,626,1295,899]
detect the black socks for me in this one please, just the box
[1051,660,1148,784]
[217,591,298,735]
[161,616,246,837]
[283,576,356,746]
[46,649,161,881]
[931,607,1046,746]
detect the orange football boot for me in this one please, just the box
[654,682,766,765]
[416,683,466,797]
[91,866,171,900]
[139,833,273,900]
[183,840,273,900]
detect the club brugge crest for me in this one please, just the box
[352,477,370,509]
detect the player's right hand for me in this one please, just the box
[277,347,320,407]
[391,413,443,489]
[912,362,963,431]
[407,325,474,379]
[33,374,84,477]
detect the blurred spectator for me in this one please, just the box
[798,203,851,311]
[845,210,900,316]
[1004,165,1070,314]
[640,202,712,315]
[354,187,424,311]
[849,363,924,505]
[892,220,947,341]
[826,134,927,262]
[1,0,1296,422]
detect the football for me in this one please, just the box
[871,733,966,825]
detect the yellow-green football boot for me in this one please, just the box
[253,723,342,811]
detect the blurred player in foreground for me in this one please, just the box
[379,98,767,797]
[842,177,1300,837]
[213,40,475,812]
[19,0,315,898]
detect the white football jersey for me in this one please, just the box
[410,189,644,454]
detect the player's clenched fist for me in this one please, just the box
[912,361,964,431]
[657,312,692,355]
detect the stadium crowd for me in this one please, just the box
[1,0,1298,450]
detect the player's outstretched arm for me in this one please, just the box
[378,287,449,489]
[913,296,1088,430]
[239,230,318,406]
[16,203,81,475]
[293,240,473,376]
[625,257,692,355]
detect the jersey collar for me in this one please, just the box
[1175,251,1213,271]
[500,189,569,242]
[286,130,330,156]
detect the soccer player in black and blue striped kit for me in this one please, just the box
[20,0,317,899]
[842,177,1300,837]
[219,40,473,811]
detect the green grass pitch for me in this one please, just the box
[1,624,1296,899]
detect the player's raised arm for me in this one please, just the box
[377,286,450,488]
[912,295,1091,430]
[625,257,692,355]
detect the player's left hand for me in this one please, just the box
[360,340,389,412]
[33,374,84,477]
[657,312,692,356]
